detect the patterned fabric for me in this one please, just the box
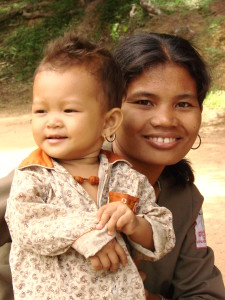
[6,149,175,300]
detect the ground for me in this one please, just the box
[0,106,225,282]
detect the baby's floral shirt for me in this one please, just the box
[6,149,175,300]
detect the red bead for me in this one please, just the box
[73,176,99,185]
[89,176,99,185]
[74,176,84,184]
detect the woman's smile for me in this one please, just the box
[143,135,180,149]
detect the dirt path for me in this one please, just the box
[0,108,225,281]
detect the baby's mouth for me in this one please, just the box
[47,135,67,139]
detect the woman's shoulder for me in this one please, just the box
[159,160,204,221]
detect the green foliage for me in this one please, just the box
[0,0,224,92]
[95,0,215,44]
[150,0,214,13]
[193,16,224,67]
[96,0,146,43]
[0,0,84,81]
[204,90,225,108]
[0,2,26,14]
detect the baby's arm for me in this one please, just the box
[6,168,117,258]
[96,166,175,261]
[96,202,154,251]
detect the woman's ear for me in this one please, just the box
[102,108,123,139]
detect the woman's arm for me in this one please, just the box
[171,215,225,299]
[0,172,14,300]
[140,181,225,299]
[170,183,225,299]
[0,242,13,300]
[0,171,14,246]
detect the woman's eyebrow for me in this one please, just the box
[127,91,156,99]
[175,93,197,100]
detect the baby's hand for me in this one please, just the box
[95,202,138,235]
[89,239,127,272]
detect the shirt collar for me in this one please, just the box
[18,148,54,169]
[18,148,132,170]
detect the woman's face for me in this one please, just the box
[114,63,202,171]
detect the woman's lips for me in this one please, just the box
[147,137,177,144]
[144,135,180,148]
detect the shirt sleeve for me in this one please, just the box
[5,169,115,258]
[172,209,225,299]
[138,179,225,299]
[108,165,175,261]
[127,175,175,261]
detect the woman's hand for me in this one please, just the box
[146,292,165,300]
[140,270,164,299]
[95,202,138,236]
[137,260,165,300]
[89,238,127,272]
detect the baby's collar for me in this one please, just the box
[101,149,131,165]
[18,148,54,169]
[18,148,131,170]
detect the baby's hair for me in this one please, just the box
[35,31,124,110]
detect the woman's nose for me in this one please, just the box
[150,107,178,127]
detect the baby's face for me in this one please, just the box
[32,66,106,161]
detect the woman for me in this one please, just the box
[0,33,225,300]
[112,33,225,299]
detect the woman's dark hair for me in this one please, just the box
[114,32,210,186]
[114,32,210,107]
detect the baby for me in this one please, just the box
[5,31,175,299]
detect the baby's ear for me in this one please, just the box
[102,108,123,139]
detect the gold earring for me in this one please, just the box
[191,134,201,150]
[104,134,116,143]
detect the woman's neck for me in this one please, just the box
[112,143,164,187]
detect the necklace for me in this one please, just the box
[73,176,99,185]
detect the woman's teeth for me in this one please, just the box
[149,137,176,143]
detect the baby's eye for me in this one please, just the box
[34,109,46,114]
[136,100,153,106]
[64,109,77,113]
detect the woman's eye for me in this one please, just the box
[136,100,152,106]
[176,102,192,108]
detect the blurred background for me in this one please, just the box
[0,0,224,115]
